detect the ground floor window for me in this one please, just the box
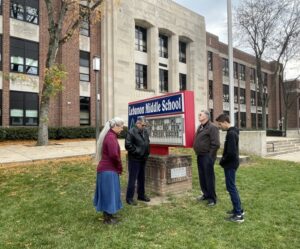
[251,113,256,129]
[240,112,246,128]
[10,91,38,126]
[80,97,90,126]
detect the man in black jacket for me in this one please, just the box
[216,113,244,223]
[125,116,150,205]
[193,110,220,206]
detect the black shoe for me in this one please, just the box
[207,201,216,207]
[137,196,151,202]
[103,212,119,225]
[196,195,207,202]
[226,214,244,223]
[126,199,137,205]
[226,209,245,216]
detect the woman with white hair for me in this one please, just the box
[93,117,124,224]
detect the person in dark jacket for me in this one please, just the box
[94,117,124,225]
[193,110,220,206]
[216,113,244,223]
[125,116,150,205]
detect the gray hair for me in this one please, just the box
[96,117,124,162]
[200,110,211,120]
[136,116,146,124]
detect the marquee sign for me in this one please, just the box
[128,91,195,153]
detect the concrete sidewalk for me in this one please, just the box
[0,139,125,166]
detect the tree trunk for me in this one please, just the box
[37,95,50,146]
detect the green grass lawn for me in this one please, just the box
[0,151,300,249]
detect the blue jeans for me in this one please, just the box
[126,160,146,201]
[224,168,243,215]
[197,154,217,203]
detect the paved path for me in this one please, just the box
[266,151,300,162]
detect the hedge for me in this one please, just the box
[0,126,128,141]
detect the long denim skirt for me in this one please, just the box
[93,171,123,214]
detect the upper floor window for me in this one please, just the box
[10,38,39,75]
[250,68,256,83]
[80,17,89,37]
[207,51,213,71]
[251,113,257,129]
[223,84,229,102]
[240,88,246,104]
[159,69,168,92]
[80,97,90,126]
[234,87,238,103]
[251,90,256,106]
[239,64,246,81]
[179,41,186,63]
[135,26,147,52]
[240,112,246,128]
[159,34,168,58]
[179,73,186,91]
[10,91,38,126]
[79,51,90,82]
[209,80,213,99]
[222,58,229,76]
[0,0,2,15]
[0,35,2,70]
[136,63,147,90]
[263,72,268,85]
[233,62,238,79]
[10,0,39,24]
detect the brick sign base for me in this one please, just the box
[145,154,192,196]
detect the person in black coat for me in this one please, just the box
[125,116,150,205]
[216,113,244,223]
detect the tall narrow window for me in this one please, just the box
[159,34,168,58]
[240,112,246,128]
[80,8,90,37]
[135,63,147,89]
[10,91,38,126]
[79,51,90,82]
[209,80,213,100]
[251,113,257,129]
[251,90,256,106]
[258,114,263,129]
[135,26,147,52]
[207,51,213,71]
[10,38,39,75]
[179,41,186,63]
[240,88,246,104]
[179,73,186,91]
[159,69,168,92]
[263,72,268,85]
[0,0,2,15]
[0,35,2,70]
[234,87,238,103]
[80,97,90,126]
[210,109,214,122]
[0,90,2,126]
[233,62,238,79]
[250,68,256,83]
[222,58,229,76]
[239,64,246,81]
[223,85,229,102]
[10,0,39,24]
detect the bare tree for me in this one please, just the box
[37,0,105,146]
[235,0,300,130]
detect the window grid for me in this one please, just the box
[239,64,246,81]
[79,51,90,82]
[10,0,39,24]
[222,58,229,76]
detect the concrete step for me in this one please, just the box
[266,148,300,157]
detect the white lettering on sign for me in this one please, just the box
[171,167,187,179]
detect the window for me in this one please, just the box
[0,0,2,15]
[0,35,2,70]
[240,112,246,128]
[263,72,268,85]
[179,73,186,91]
[80,97,90,126]
[10,91,38,126]
[207,51,213,71]
[239,64,246,81]
[258,114,263,129]
[222,58,229,76]
[235,112,238,128]
[234,87,238,103]
[159,34,168,58]
[80,8,90,37]
[240,88,246,104]
[136,63,147,89]
[223,84,229,102]
[179,41,186,63]
[209,80,213,100]
[257,92,262,106]
[135,26,147,52]
[250,68,256,83]
[159,69,168,92]
[251,113,257,129]
[234,62,238,79]
[251,90,256,106]
[10,38,39,75]
[210,109,213,122]
[10,0,39,24]
[79,51,90,82]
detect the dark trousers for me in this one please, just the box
[197,154,217,203]
[126,160,146,201]
[224,168,242,215]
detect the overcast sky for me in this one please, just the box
[172,0,299,79]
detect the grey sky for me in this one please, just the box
[173,0,299,79]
